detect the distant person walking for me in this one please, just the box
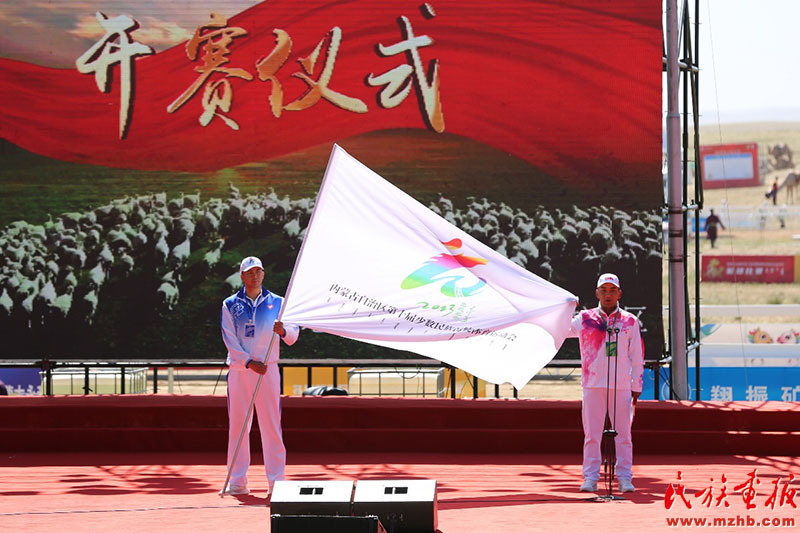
[765,177,779,205]
[704,209,725,248]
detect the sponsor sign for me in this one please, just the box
[702,256,796,283]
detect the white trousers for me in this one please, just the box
[581,387,634,482]
[226,364,286,488]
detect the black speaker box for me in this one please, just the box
[271,514,386,533]
[352,479,438,533]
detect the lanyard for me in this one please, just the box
[604,310,619,358]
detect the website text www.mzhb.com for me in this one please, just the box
[666,515,795,528]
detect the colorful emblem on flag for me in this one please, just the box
[400,238,488,298]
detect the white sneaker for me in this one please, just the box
[579,479,598,492]
[225,485,250,495]
[618,479,635,493]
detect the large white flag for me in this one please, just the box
[281,145,578,389]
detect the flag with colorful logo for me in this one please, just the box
[280,145,578,389]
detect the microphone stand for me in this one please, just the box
[595,312,624,502]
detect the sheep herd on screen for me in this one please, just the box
[0,185,662,326]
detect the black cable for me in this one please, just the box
[213,365,225,395]
[603,337,612,494]
[610,322,620,490]
[659,367,681,400]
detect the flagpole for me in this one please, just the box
[280,143,343,307]
[219,144,343,497]
[219,340,272,497]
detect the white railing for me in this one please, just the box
[664,304,800,316]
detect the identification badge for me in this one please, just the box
[606,340,617,358]
[245,323,255,338]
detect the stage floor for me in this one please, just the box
[2,452,798,532]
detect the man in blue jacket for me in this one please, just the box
[221,256,299,495]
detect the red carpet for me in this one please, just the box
[1,452,798,532]
[2,397,799,531]
[2,396,800,455]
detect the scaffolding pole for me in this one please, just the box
[666,0,689,399]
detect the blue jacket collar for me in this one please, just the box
[237,285,269,304]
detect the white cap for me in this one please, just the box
[596,273,620,288]
[239,256,263,273]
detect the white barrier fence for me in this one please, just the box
[665,304,800,317]
[693,205,800,231]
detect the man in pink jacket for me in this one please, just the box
[569,273,644,493]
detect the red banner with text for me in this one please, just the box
[0,1,659,179]
[702,256,797,283]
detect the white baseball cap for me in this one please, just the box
[239,256,263,273]
[596,273,620,288]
